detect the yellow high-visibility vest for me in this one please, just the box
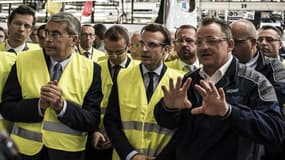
[98,58,139,129]
[0,51,16,132]
[112,65,182,159]
[12,50,93,155]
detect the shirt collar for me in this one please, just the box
[141,63,163,76]
[6,40,27,54]
[199,55,233,84]
[49,53,73,71]
[109,56,128,68]
[245,52,259,68]
[179,59,200,71]
[79,45,93,54]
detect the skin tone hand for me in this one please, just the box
[92,131,112,150]
[40,81,64,113]
[191,80,229,117]
[132,154,156,160]
[161,77,192,109]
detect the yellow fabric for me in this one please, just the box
[45,0,62,14]
[14,50,93,155]
[91,48,106,62]
[0,51,16,132]
[165,59,186,74]
[98,58,139,130]
[112,65,182,159]
[0,43,40,53]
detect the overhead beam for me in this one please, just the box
[200,2,285,10]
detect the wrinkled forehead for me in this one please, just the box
[258,29,281,38]
[197,23,225,38]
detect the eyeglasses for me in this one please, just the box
[44,30,69,39]
[105,47,127,56]
[174,38,195,45]
[80,33,95,37]
[257,36,280,43]
[195,37,228,46]
[11,21,32,29]
[137,40,165,49]
[234,37,254,45]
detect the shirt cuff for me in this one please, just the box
[38,100,44,117]
[57,100,67,117]
[126,150,139,160]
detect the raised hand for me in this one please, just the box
[191,80,229,117]
[161,77,192,109]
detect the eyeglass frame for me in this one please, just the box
[195,37,229,46]
[105,46,128,56]
[10,20,33,30]
[257,36,281,43]
[43,29,72,40]
[137,40,166,49]
[233,37,255,45]
[174,38,196,46]
[80,33,95,37]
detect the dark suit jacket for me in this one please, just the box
[0,51,103,133]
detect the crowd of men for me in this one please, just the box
[0,4,285,160]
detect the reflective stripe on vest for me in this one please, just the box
[12,125,42,142]
[122,121,174,136]
[43,121,87,136]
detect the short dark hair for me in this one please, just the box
[175,25,197,39]
[8,5,36,26]
[141,23,171,45]
[104,25,129,46]
[199,17,233,39]
[94,23,107,40]
[258,25,283,39]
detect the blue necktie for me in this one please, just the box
[146,72,154,102]
[52,63,62,81]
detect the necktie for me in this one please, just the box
[83,52,90,58]
[52,63,63,81]
[8,49,16,54]
[112,65,121,83]
[146,72,154,102]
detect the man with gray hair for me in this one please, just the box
[0,12,103,160]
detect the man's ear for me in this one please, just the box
[227,39,235,52]
[71,35,79,47]
[163,45,171,54]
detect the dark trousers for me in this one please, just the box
[21,146,85,160]
[85,137,112,160]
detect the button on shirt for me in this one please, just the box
[199,55,233,84]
